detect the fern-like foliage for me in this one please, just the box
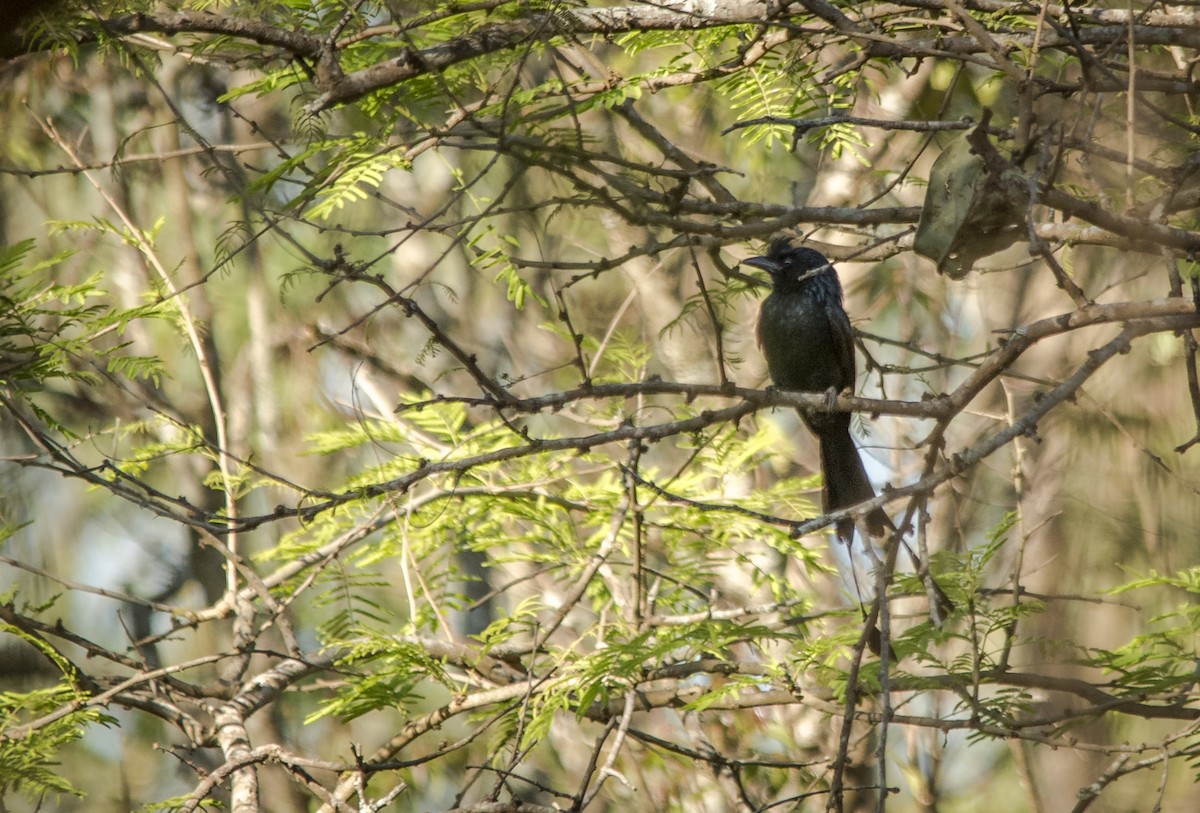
[1,239,169,406]
[0,594,115,801]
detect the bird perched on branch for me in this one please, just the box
[745,236,952,627]
[745,237,889,546]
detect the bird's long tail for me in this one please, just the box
[818,422,954,619]
[817,422,891,543]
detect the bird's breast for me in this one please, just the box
[758,290,853,394]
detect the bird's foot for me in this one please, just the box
[823,386,840,412]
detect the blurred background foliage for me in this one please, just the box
[1,2,1199,811]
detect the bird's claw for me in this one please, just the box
[824,386,839,412]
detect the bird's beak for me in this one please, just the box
[742,255,779,274]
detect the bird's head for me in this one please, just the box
[743,237,835,290]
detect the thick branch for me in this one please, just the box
[104,10,323,57]
[304,1,777,111]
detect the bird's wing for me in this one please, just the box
[828,302,857,389]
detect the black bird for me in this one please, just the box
[745,237,889,545]
[746,237,953,624]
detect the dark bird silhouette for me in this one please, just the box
[746,237,889,545]
[746,236,952,629]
